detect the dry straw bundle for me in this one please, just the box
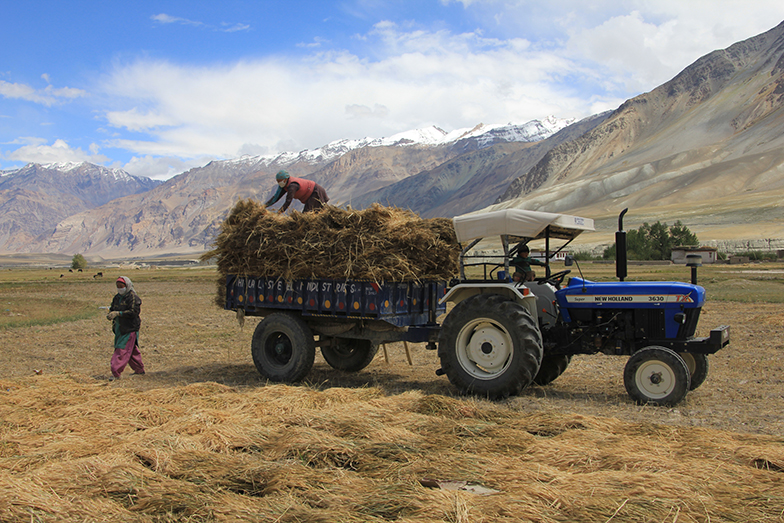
[203,200,461,305]
[206,199,460,281]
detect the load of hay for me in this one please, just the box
[203,200,461,304]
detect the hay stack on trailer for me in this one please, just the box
[204,199,461,306]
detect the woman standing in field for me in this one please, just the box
[106,276,145,380]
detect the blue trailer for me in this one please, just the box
[225,275,448,381]
[225,208,729,406]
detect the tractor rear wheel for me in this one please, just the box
[624,346,690,406]
[251,313,315,382]
[533,354,572,386]
[438,294,543,399]
[321,338,379,372]
[678,352,709,390]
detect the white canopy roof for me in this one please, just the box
[452,209,595,243]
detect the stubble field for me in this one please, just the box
[1,262,783,522]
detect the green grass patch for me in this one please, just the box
[0,297,100,329]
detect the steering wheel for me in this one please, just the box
[538,269,571,286]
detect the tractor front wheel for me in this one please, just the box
[678,352,709,390]
[438,294,543,399]
[624,346,690,406]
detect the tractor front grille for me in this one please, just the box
[634,309,666,339]
[678,308,701,339]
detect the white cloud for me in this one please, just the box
[97,24,588,161]
[151,13,203,27]
[7,139,108,165]
[0,80,86,106]
[151,13,250,32]
[120,155,211,181]
[454,1,784,95]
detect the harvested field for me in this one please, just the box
[1,264,783,522]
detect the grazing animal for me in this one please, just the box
[94,272,103,279]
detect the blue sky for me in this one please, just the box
[2,1,783,180]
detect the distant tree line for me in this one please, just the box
[603,221,699,261]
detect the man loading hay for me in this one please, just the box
[264,170,329,213]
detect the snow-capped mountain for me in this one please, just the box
[226,117,575,170]
[0,162,161,253]
[39,161,141,183]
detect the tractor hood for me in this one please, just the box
[556,278,706,309]
[452,209,594,243]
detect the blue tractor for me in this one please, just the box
[438,208,730,406]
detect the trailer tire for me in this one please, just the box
[321,339,379,372]
[624,346,690,406]
[533,354,572,386]
[251,313,315,382]
[438,294,543,399]
[678,352,709,391]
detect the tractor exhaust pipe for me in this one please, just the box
[616,208,628,282]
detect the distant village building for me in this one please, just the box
[531,250,568,262]
[671,246,718,264]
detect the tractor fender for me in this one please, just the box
[441,282,538,321]
[522,281,560,330]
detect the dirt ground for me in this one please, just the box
[2,276,783,437]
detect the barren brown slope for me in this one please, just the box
[0,163,160,254]
[312,143,459,205]
[349,113,609,218]
[493,21,784,243]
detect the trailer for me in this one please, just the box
[225,276,447,381]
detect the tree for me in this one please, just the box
[603,221,699,261]
[71,254,87,270]
[669,220,699,247]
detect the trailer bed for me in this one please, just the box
[226,275,448,327]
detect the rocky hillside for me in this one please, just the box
[0,163,160,252]
[492,20,784,244]
[348,113,609,218]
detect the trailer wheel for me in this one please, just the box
[321,339,379,372]
[533,354,572,386]
[624,346,691,406]
[678,352,709,390]
[438,294,543,399]
[251,313,315,382]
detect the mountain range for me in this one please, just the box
[2,20,784,258]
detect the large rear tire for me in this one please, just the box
[438,294,543,399]
[678,352,709,390]
[533,354,572,386]
[624,346,690,406]
[321,339,379,372]
[251,313,315,382]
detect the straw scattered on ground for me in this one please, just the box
[2,374,783,523]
